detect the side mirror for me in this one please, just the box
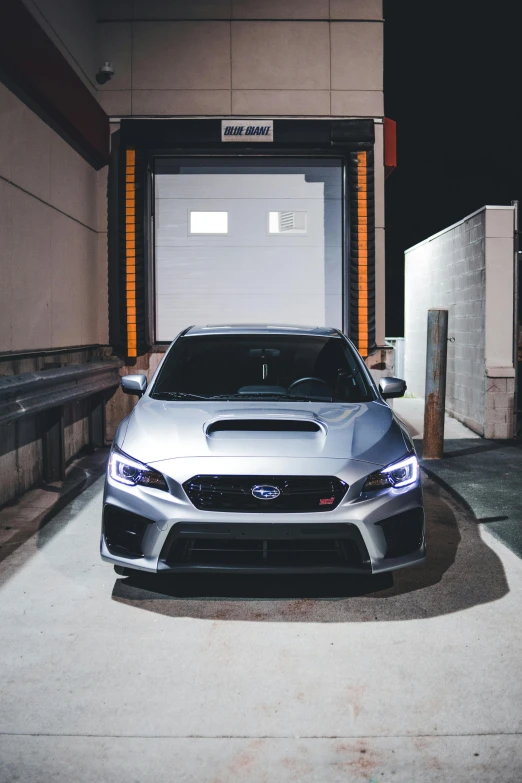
[121,374,147,397]
[379,376,407,400]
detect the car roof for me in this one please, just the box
[185,324,343,337]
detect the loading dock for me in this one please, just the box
[110,119,379,362]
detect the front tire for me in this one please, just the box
[114,565,130,576]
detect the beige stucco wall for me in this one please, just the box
[0,83,108,353]
[4,0,385,352]
[96,0,384,118]
[96,0,386,348]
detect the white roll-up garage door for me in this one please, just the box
[154,163,342,341]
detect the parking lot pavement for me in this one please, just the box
[1,474,522,781]
[393,397,522,560]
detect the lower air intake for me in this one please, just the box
[160,523,371,572]
[167,537,360,568]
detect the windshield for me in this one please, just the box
[151,334,375,403]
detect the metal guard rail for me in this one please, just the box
[0,359,124,427]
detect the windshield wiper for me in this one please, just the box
[153,391,208,400]
[207,393,333,402]
[154,392,336,402]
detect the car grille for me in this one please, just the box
[183,475,348,513]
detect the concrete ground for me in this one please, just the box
[394,398,522,560]
[1,461,522,781]
[392,397,481,441]
[0,450,107,566]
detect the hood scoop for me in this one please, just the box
[202,412,328,455]
[206,419,322,435]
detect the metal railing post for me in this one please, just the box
[42,406,65,483]
[423,308,449,459]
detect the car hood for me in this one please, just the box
[119,399,410,468]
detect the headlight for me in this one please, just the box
[109,446,168,491]
[362,454,419,493]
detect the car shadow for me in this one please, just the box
[111,475,509,622]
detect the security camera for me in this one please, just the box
[96,62,114,85]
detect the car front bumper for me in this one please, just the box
[101,458,425,575]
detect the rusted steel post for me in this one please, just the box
[423,309,448,459]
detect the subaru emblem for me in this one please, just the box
[251,484,280,500]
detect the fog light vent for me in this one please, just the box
[103,505,152,558]
[376,507,424,558]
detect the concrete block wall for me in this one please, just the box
[485,376,516,440]
[404,206,515,439]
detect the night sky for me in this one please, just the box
[384,1,521,336]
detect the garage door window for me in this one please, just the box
[189,211,228,235]
[268,211,307,234]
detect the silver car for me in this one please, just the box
[101,325,425,577]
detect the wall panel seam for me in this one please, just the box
[229,19,233,108]
[97,18,383,24]
[0,174,98,234]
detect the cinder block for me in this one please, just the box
[486,378,507,393]
[485,421,513,440]
[485,391,514,412]
[487,407,510,424]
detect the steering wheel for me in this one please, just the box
[287,377,331,394]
